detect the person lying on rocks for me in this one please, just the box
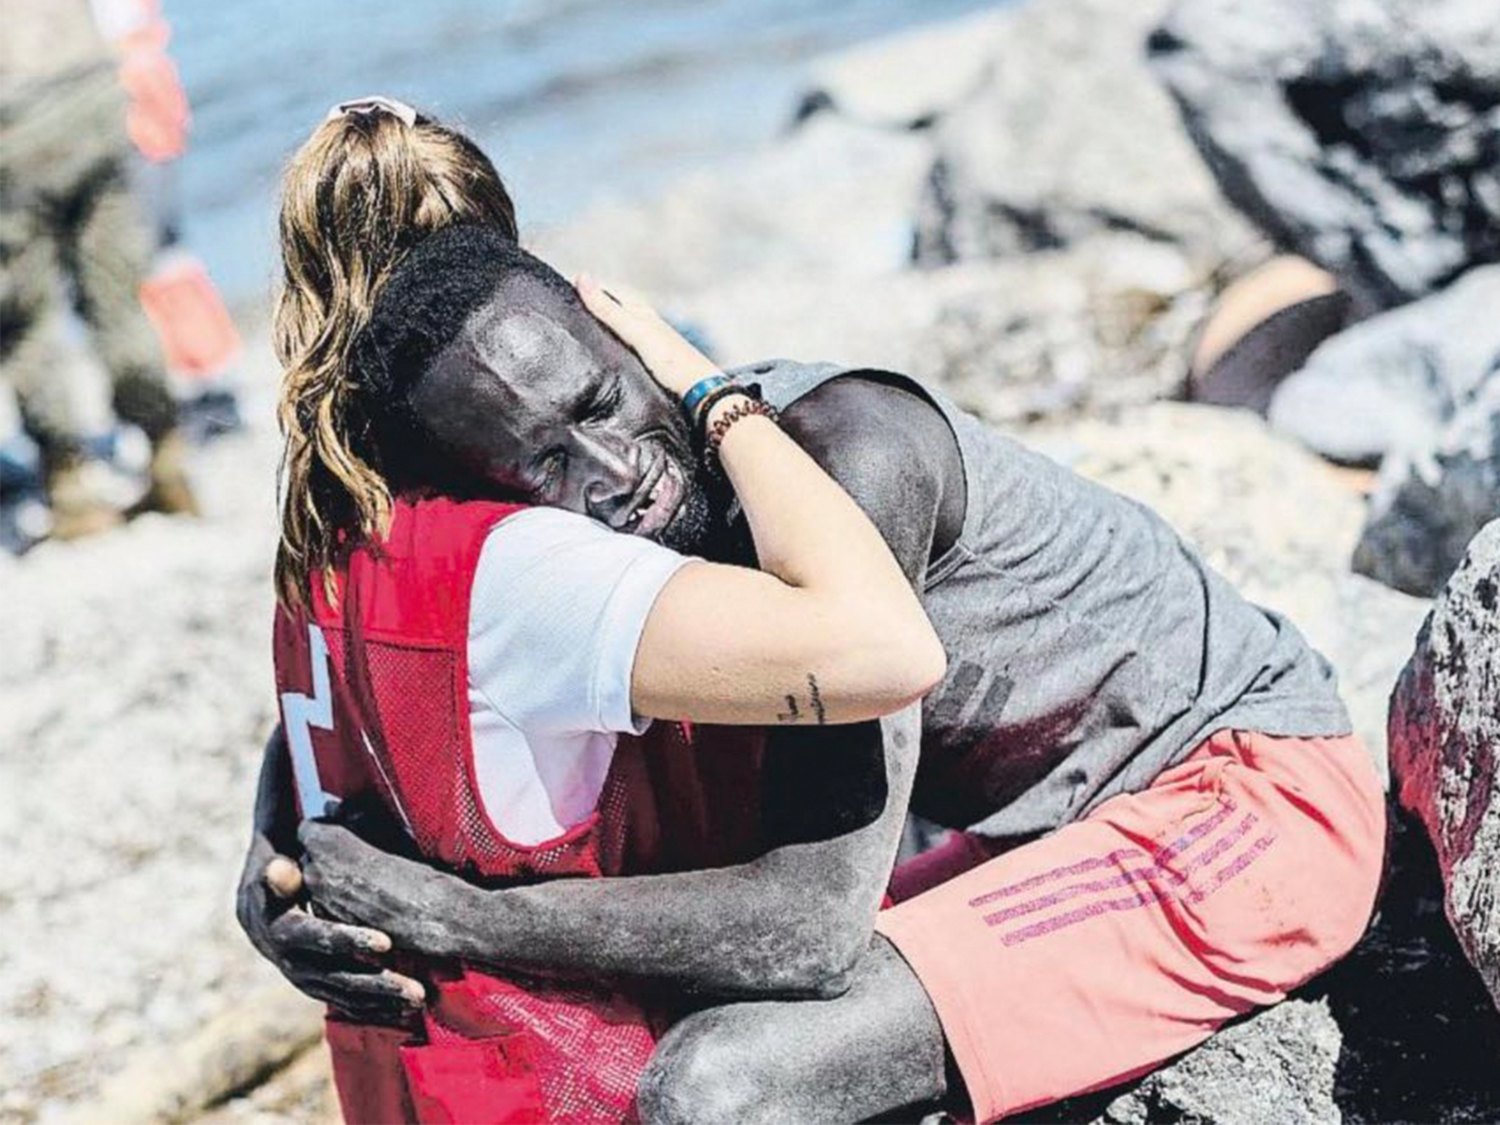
[238,102,1388,1124]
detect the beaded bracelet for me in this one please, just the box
[706,397,780,457]
[691,380,750,428]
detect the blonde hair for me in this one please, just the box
[274,107,517,609]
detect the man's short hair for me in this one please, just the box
[356,223,574,412]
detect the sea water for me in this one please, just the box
[164,0,997,305]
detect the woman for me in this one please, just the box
[263,97,943,1123]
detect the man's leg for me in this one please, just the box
[0,213,128,539]
[68,167,176,443]
[68,161,198,516]
[638,936,948,1125]
[876,730,1387,1122]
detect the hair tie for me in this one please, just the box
[326,96,418,127]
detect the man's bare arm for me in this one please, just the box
[300,375,963,999]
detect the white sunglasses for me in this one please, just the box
[325,96,418,127]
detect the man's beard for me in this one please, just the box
[644,416,750,559]
[654,453,719,554]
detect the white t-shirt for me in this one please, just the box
[466,507,693,845]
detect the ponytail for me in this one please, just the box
[273,104,517,609]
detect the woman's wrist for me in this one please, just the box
[706,396,779,458]
[702,390,753,428]
[681,373,733,420]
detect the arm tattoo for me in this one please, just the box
[775,674,827,724]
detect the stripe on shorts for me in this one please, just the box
[966,798,1277,947]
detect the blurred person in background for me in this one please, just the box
[93,0,245,434]
[0,0,197,540]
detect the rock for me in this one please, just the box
[62,986,324,1125]
[1149,0,1500,315]
[913,0,1257,269]
[793,9,1010,129]
[1355,369,1500,596]
[529,114,931,299]
[0,376,286,1117]
[1388,518,1500,1011]
[679,233,1212,426]
[198,1040,337,1125]
[1037,402,1431,772]
[1097,1000,1343,1125]
[1267,264,1500,466]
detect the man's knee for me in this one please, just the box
[637,1014,765,1125]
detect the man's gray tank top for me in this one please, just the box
[740,359,1353,841]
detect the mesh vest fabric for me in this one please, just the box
[273,495,765,1123]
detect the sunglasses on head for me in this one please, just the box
[326,96,419,127]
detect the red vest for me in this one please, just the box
[273,496,765,1123]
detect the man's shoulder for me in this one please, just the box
[777,369,952,471]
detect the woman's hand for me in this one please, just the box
[574,274,718,397]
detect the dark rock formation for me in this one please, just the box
[1266,265,1500,467]
[1149,0,1500,315]
[1389,517,1500,1011]
[1355,369,1500,596]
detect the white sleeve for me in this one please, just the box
[467,507,694,736]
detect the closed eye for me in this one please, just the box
[579,376,623,423]
[533,449,566,497]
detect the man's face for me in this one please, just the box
[408,276,717,552]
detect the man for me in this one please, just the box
[241,226,1385,1121]
[0,0,198,537]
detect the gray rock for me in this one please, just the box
[678,233,1212,427]
[1355,368,1500,596]
[529,114,931,299]
[1097,1000,1343,1125]
[1268,265,1500,466]
[1149,0,1500,315]
[1388,517,1500,1011]
[794,9,1010,130]
[913,0,1257,269]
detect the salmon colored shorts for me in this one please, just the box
[876,729,1387,1123]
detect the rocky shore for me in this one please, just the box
[3,0,1496,1120]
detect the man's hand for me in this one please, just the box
[299,820,477,963]
[234,735,426,1026]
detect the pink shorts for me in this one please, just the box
[876,729,1386,1122]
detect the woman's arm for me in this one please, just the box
[574,278,946,727]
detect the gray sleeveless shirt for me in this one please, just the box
[739,360,1352,841]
